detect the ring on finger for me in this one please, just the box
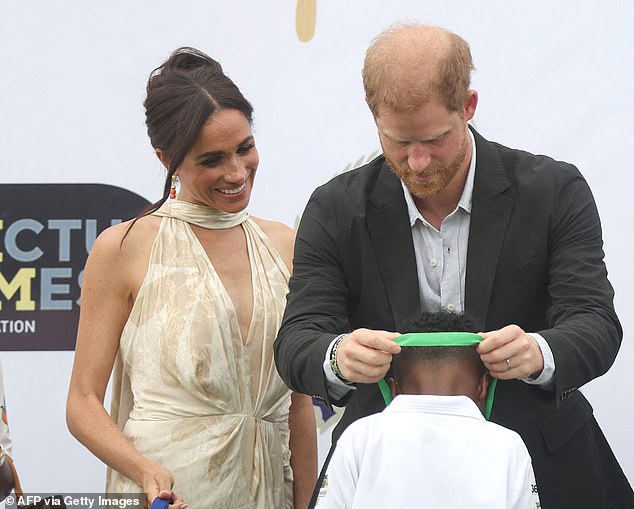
[506,358,512,371]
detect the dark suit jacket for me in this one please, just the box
[275,128,633,508]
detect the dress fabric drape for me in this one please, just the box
[107,200,293,509]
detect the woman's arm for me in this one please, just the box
[66,223,183,508]
[255,219,318,507]
[289,392,317,509]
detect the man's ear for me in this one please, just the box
[463,89,478,122]
[155,148,170,170]
[388,377,400,398]
[476,372,490,407]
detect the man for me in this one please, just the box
[317,312,540,509]
[275,23,633,508]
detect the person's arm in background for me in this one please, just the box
[66,221,185,509]
[289,393,317,509]
[0,459,15,502]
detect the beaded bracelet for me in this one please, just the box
[330,334,351,383]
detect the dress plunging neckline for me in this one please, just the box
[155,199,255,345]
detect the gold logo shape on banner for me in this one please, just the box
[296,0,316,42]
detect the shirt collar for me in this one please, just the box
[386,394,485,421]
[401,127,477,227]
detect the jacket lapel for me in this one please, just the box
[465,129,515,328]
[367,164,420,329]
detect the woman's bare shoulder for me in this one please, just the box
[252,217,295,245]
[88,215,161,274]
[251,217,296,268]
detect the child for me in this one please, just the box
[316,312,540,508]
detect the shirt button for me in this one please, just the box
[430,258,438,267]
[447,303,455,311]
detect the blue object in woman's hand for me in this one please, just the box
[150,497,171,509]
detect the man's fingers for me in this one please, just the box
[339,346,392,380]
[346,363,393,384]
[354,329,401,354]
[337,329,401,383]
[341,331,400,369]
[350,346,393,367]
[476,325,523,354]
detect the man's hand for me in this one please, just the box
[336,328,401,383]
[477,324,544,380]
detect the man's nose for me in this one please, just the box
[407,143,432,172]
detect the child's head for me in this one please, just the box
[390,312,490,412]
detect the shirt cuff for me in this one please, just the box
[522,332,555,388]
[323,335,356,399]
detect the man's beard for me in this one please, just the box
[386,128,469,200]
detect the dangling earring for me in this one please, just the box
[170,175,177,199]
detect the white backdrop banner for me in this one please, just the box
[1,0,632,494]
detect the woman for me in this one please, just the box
[67,47,317,509]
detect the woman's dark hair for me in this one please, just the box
[128,47,254,233]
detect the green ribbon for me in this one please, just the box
[377,332,497,420]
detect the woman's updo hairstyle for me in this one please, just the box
[142,47,254,216]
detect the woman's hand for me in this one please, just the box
[142,463,187,509]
